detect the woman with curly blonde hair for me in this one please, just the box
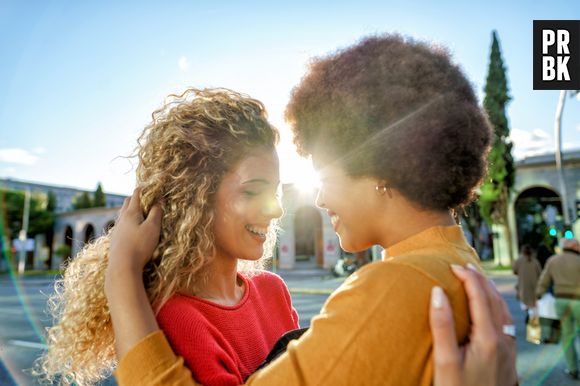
[38,88,299,385]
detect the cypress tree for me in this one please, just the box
[479,30,516,263]
[46,191,57,212]
[73,191,93,210]
[94,182,106,208]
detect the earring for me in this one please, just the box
[375,185,393,198]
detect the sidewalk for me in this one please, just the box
[273,259,345,295]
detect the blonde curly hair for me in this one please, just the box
[37,88,280,385]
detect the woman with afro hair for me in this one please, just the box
[100,35,516,386]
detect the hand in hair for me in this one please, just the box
[108,188,163,274]
[430,265,518,386]
[105,188,164,359]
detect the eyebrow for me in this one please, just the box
[241,178,277,185]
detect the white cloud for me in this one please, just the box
[178,56,190,72]
[32,146,46,154]
[576,123,580,132]
[563,141,580,150]
[530,128,549,141]
[0,148,40,165]
[3,167,16,174]
[509,128,552,159]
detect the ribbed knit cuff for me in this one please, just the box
[115,330,178,385]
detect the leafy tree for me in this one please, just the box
[1,189,55,239]
[93,182,106,207]
[478,30,516,263]
[73,191,93,210]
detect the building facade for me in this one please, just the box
[5,148,579,272]
[0,178,126,213]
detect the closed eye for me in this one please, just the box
[243,190,260,197]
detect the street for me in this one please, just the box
[0,271,578,385]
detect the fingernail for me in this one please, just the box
[450,264,464,272]
[431,286,444,309]
[467,263,478,271]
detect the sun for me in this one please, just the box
[279,152,320,193]
[294,163,320,193]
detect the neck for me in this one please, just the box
[377,197,456,249]
[195,256,244,306]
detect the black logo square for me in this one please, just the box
[533,20,580,90]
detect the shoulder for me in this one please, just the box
[349,259,440,291]
[156,295,209,330]
[545,253,561,266]
[155,295,227,352]
[388,248,473,281]
[346,257,467,314]
[320,261,445,331]
[247,270,288,291]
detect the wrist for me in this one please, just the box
[105,264,143,297]
[106,249,145,275]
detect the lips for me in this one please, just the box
[245,225,268,239]
[328,211,340,230]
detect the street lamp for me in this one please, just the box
[18,189,31,274]
[554,90,570,226]
[554,90,580,230]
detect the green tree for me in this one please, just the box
[93,182,106,207]
[479,30,516,263]
[47,190,57,212]
[0,189,55,239]
[45,190,57,268]
[73,191,93,210]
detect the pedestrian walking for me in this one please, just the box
[537,237,580,380]
[513,244,542,319]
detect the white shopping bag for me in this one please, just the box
[537,293,558,320]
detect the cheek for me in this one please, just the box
[214,199,256,242]
[212,215,232,248]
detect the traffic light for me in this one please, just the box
[563,224,574,239]
[549,227,557,237]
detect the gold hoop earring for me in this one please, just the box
[376,185,393,198]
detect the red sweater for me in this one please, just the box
[156,271,299,386]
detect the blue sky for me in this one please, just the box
[1,1,579,195]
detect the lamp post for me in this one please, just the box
[18,189,31,274]
[553,90,580,228]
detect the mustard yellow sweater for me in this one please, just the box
[116,225,480,386]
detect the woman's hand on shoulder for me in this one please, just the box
[107,188,163,275]
[429,265,518,386]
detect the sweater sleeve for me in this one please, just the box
[115,330,197,386]
[116,262,469,386]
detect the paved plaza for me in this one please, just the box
[0,268,578,385]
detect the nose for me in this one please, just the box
[262,195,284,219]
[315,187,325,208]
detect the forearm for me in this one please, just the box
[105,267,160,359]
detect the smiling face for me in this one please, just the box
[213,148,283,262]
[315,161,383,252]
